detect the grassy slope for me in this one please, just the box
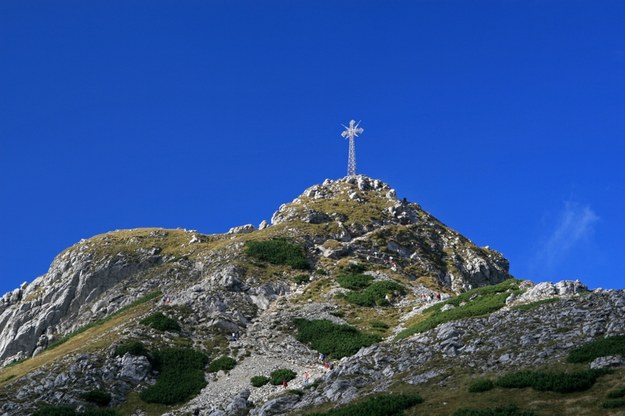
[0,300,154,388]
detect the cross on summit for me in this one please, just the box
[341,120,364,177]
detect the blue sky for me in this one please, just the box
[1,1,623,295]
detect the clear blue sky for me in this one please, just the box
[1,1,624,295]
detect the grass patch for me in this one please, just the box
[453,405,535,416]
[139,348,208,405]
[495,369,609,393]
[370,320,389,331]
[81,390,112,406]
[343,280,406,307]
[245,238,309,270]
[512,298,559,311]
[602,398,625,408]
[397,279,521,340]
[468,379,494,393]
[567,335,625,363]
[48,291,162,350]
[336,273,373,290]
[294,318,381,359]
[114,340,149,357]
[607,386,625,399]
[207,356,236,373]
[140,312,180,332]
[308,393,423,416]
[250,375,270,387]
[270,368,297,385]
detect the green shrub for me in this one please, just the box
[140,312,180,332]
[495,369,608,393]
[250,375,270,387]
[453,405,535,416]
[337,273,373,290]
[468,379,494,393]
[607,386,625,399]
[245,238,309,269]
[294,319,381,359]
[82,410,118,416]
[33,406,77,416]
[344,281,406,307]
[81,390,111,406]
[113,341,148,357]
[397,279,522,339]
[207,356,236,373]
[370,321,389,330]
[343,263,367,274]
[270,368,297,385]
[293,274,310,285]
[32,405,118,416]
[602,398,625,409]
[567,335,625,363]
[308,393,423,416]
[140,348,208,405]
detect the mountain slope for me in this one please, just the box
[0,176,622,416]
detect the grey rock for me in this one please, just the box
[228,225,256,235]
[119,354,151,382]
[252,394,300,416]
[590,355,625,369]
[225,389,251,415]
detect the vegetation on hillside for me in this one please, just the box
[495,369,609,393]
[32,406,118,416]
[397,279,522,339]
[245,238,310,270]
[113,340,149,357]
[48,291,162,350]
[308,394,423,416]
[343,280,407,307]
[453,405,535,416]
[269,368,297,385]
[567,335,625,363]
[139,348,208,405]
[207,356,236,373]
[140,312,180,332]
[294,318,380,359]
[81,390,112,407]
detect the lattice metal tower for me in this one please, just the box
[341,120,364,176]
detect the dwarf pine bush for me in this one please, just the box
[139,348,208,405]
[140,312,180,332]
[308,394,423,416]
[270,368,297,385]
[567,335,625,363]
[207,356,236,373]
[245,238,309,270]
[294,318,380,359]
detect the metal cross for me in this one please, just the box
[341,120,364,176]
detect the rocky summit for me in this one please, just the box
[0,176,623,416]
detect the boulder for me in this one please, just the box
[119,353,151,382]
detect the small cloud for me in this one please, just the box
[532,202,599,273]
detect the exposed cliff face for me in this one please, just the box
[3,176,615,416]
